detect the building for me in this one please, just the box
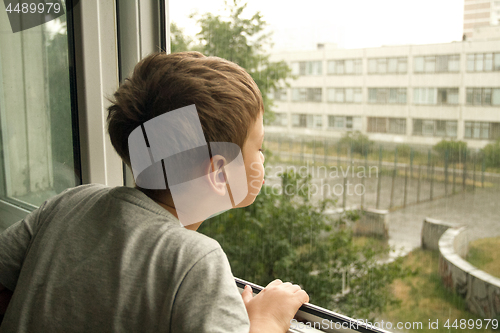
[463,0,500,39]
[267,37,500,149]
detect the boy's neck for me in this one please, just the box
[154,200,203,231]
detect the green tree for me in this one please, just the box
[170,22,194,53]
[171,0,292,124]
[482,138,500,169]
[199,171,412,319]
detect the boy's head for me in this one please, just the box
[107,52,265,220]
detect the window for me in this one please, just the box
[368,57,407,74]
[327,88,362,103]
[327,59,362,75]
[292,114,307,127]
[367,117,406,134]
[291,61,322,75]
[414,54,460,73]
[466,88,500,106]
[328,116,362,130]
[271,113,288,127]
[413,119,457,137]
[270,88,287,101]
[368,88,406,104]
[464,121,500,140]
[292,114,322,128]
[466,53,500,72]
[292,88,322,102]
[414,88,458,105]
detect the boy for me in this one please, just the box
[0,52,308,332]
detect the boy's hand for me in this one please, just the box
[241,279,309,333]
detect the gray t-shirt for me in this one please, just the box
[0,184,250,332]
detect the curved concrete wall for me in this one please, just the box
[438,227,500,319]
[421,218,458,251]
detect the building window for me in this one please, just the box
[367,117,406,134]
[327,59,362,75]
[292,88,322,102]
[413,119,457,137]
[271,113,288,127]
[413,88,458,105]
[414,54,460,73]
[368,57,407,74]
[464,122,500,140]
[326,88,362,103]
[291,61,322,75]
[466,53,500,72]
[368,88,406,104]
[292,114,323,129]
[328,116,362,130]
[466,88,500,106]
[269,88,287,101]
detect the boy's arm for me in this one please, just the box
[170,247,250,333]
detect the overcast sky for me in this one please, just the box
[169,0,465,51]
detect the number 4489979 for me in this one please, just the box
[5,2,61,14]
[444,318,498,330]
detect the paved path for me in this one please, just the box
[388,186,500,256]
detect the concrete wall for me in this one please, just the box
[353,208,389,239]
[439,227,500,319]
[421,218,459,251]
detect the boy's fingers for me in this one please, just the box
[241,285,253,304]
[265,279,282,288]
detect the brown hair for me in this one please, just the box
[107,52,263,193]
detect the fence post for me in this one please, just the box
[376,146,382,209]
[278,136,282,160]
[343,177,347,210]
[324,140,328,166]
[389,147,397,209]
[427,150,431,180]
[462,149,467,191]
[452,160,456,194]
[404,166,408,208]
[481,155,485,188]
[410,147,414,181]
[444,150,449,196]
[361,150,367,209]
[313,139,316,164]
[300,139,304,163]
[430,162,435,201]
[337,144,341,168]
[472,154,476,191]
[417,165,421,203]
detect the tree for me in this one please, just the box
[171,0,293,124]
[199,171,412,319]
[433,140,468,163]
[482,138,500,169]
[170,22,194,53]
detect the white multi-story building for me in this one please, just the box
[464,0,500,39]
[267,35,500,149]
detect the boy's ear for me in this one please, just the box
[207,155,227,196]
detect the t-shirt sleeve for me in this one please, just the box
[0,202,45,291]
[170,247,250,333]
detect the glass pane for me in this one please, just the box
[327,88,335,102]
[368,59,377,73]
[345,60,354,74]
[422,120,435,136]
[492,88,500,105]
[0,13,78,207]
[467,54,475,71]
[327,61,335,74]
[475,54,484,71]
[354,88,362,103]
[388,58,397,73]
[335,89,344,103]
[495,53,500,71]
[345,88,354,102]
[485,53,493,71]
[424,56,435,72]
[414,56,424,72]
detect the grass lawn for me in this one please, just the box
[467,237,500,278]
[380,249,498,333]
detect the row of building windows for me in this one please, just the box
[272,87,500,106]
[291,53,500,76]
[270,114,500,140]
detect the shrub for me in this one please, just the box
[433,140,468,163]
[339,131,374,156]
[482,138,500,169]
[396,144,412,159]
